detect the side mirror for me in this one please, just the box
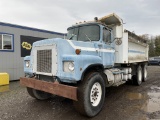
[113,25,123,39]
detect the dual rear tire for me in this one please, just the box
[133,64,147,86]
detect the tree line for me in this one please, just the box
[140,34,160,57]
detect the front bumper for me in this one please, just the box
[20,77,78,101]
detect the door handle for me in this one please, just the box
[98,43,103,47]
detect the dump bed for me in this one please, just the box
[98,13,148,64]
[114,30,148,64]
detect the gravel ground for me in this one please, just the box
[0,66,160,120]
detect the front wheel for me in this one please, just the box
[73,72,105,117]
[27,87,51,100]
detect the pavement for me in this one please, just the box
[0,66,160,120]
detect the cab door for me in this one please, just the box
[102,28,115,67]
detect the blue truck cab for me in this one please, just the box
[20,13,148,117]
[24,22,115,83]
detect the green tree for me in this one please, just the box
[155,36,160,56]
[139,34,155,57]
[149,39,155,57]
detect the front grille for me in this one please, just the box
[37,49,52,73]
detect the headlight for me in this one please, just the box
[25,60,30,68]
[63,61,74,72]
[68,62,74,71]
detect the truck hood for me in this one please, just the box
[32,38,99,56]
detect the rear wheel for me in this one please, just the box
[27,87,51,100]
[73,72,105,117]
[133,65,142,86]
[142,64,147,82]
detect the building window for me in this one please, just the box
[0,34,13,51]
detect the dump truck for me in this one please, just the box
[20,13,148,117]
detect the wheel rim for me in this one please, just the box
[144,67,147,79]
[90,82,102,107]
[138,68,142,83]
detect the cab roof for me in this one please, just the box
[99,13,123,25]
[68,13,123,29]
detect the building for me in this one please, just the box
[0,22,64,81]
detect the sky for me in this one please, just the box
[0,0,159,35]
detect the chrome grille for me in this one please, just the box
[37,49,52,73]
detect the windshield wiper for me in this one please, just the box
[69,34,75,40]
[84,33,92,42]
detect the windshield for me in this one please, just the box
[67,25,100,41]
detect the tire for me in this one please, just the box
[27,87,51,100]
[73,72,105,117]
[133,65,142,86]
[142,64,147,82]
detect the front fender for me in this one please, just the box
[58,55,103,82]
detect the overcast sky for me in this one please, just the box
[0,0,159,35]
